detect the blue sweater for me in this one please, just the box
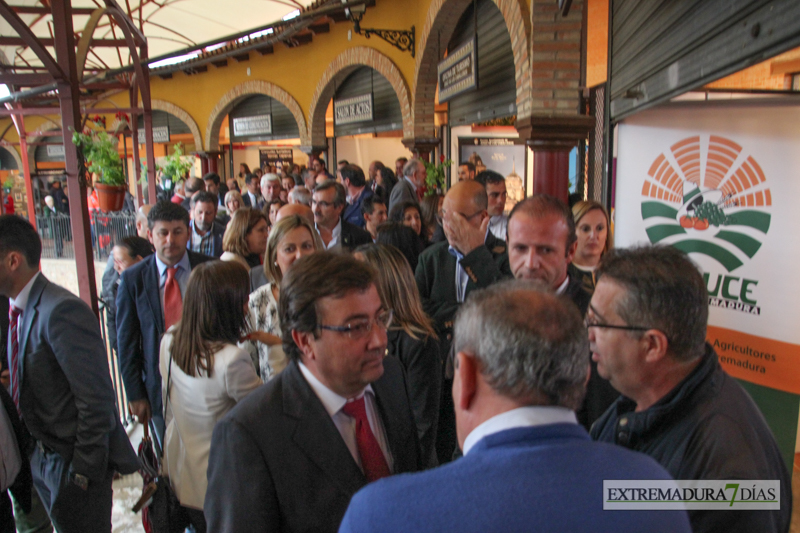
[339,423,691,533]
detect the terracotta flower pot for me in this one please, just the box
[95,182,126,211]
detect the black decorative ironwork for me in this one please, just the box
[353,19,415,58]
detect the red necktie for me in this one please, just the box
[164,266,182,330]
[342,396,391,482]
[8,306,21,414]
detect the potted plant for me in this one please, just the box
[423,154,453,197]
[159,142,193,183]
[72,129,126,211]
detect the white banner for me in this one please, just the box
[614,102,800,394]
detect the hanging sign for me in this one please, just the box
[438,37,477,103]
[613,101,800,463]
[259,148,294,172]
[233,114,272,136]
[138,126,170,144]
[334,94,373,125]
[46,144,65,158]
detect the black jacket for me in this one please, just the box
[340,219,373,251]
[591,344,791,533]
[387,329,441,468]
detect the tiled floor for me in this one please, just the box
[110,427,800,532]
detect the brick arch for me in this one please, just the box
[413,0,531,138]
[151,100,203,151]
[206,81,308,151]
[307,47,412,149]
[0,144,23,172]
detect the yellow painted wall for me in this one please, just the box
[586,0,608,88]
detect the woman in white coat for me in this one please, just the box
[159,260,262,532]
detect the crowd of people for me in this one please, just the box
[0,153,792,533]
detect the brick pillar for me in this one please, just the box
[200,156,210,175]
[518,0,593,200]
[208,155,218,174]
[401,138,440,162]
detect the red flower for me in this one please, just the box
[440,154,445,163]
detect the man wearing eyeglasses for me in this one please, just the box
[205,252,423,533]
[415,180,511,464]
[506,194,616,430]
[588,246,790,533]
[313,181,372,251]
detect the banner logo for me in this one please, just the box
[604,480,780,510]
[640,135,771,273]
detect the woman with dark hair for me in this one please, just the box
[390,200,427,246]
[376,221,425,272]
[354,244,440,466]
[266,198,285,227]
[375,167,398,201]
[220,208,269,269]
[159,261,263,532]
[419,193,443,242]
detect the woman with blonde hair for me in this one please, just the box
[354,243,440,466]
[241,215,323,379]
[159,261,262,532]
[224,190,243,217]
[570,200,612,294]
[221,208,269,269]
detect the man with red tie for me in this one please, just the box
[116,201,212,442]
[205,252,423,533]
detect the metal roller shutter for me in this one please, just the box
[333,66,403,137]
[228,95,300,142]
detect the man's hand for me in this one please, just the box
[445,212,489,256]
[0,369,8,390]
[128,399,151,426]
[241,331,282,346]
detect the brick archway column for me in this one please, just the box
[516,1,593,203]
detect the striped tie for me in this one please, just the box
[8,305,21,414]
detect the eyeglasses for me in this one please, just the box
[313,200,334,209]
[584,316,652,333]
[318,309,394,340]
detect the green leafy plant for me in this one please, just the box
[159,142,193,181]
[71,129,125,186]
[423,155,453,197]
[2,175,14,191]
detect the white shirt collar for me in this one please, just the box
[9,271,40,311]
[555,275,570,295]
[298,361,373,416]
[317,219,342,250]
[462,406,577,455]
[155,249,190,278]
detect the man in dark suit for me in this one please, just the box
[313,181,372,252]
[241,173,264,210]
[187,191,225,258]
[180,177,205,211]
[205,252,423,533]
[339,283,691,533]
[388,159,424,213]
[341,164,373,228]
[116,201,213,439]
[0,215,139,532]
[415,180,511,464]
[507,194,616,428]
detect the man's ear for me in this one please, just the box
[454,352,478,411]
[291,329,316,362]
[641,329,670,364]
[566,239,578,264]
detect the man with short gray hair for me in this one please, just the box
[288,186,312,206]
[339,281,690,533]
[388,159,424,213]
[589,245,791,533]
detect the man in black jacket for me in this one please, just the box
[312,181,372,252]
[589,245,791,533]
[205,252,422,533]
[507,194,616,429]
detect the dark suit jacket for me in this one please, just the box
[242,191,265,210]
[17,275,139,481]
[388,178,417,213]
[0,384,32,515]
[204,358,423,533]
[415,232,511,338]
[116,251,213,418]
[340,220,373,251]
[343,188,373,228]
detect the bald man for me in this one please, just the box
[415,180,511,464]
[276,203,314,226]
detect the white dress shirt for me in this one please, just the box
[155,252,191,311]
[488,214,508,241]
[9,272,40,344]
[462,406,578,455]
[318,219,342,251]
[298,362,394,472]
